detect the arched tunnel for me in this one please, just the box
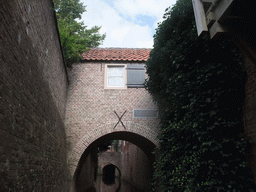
[102,164,121,185]
[73,131,156,192]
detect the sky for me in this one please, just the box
[79,0,177,48]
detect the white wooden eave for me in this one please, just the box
[192,0,236,38]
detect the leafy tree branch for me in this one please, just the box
[54,0,106,68]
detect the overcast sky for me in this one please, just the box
[79,0,177,48]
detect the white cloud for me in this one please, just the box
[113,0,176,19]
[110,27,131,42]
[113,0,176,29]
[80,0,176,48]
[100,22,153,48]
[81,0,122,27]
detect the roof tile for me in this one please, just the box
[82,48,151,62]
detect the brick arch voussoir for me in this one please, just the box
[68,121,159,176]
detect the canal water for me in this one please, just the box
[95,175,144,192]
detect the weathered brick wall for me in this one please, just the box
[96,145,151,191]
[2,0,68,118]
[76,153,96,192]
[0,0,69,191]
[242,48,256,180]
[121,141,151,191]
[98,151,122,174]
[97,151,122,192]
[65,62,160,176]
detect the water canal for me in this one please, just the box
[95,140,152,192]
[95,175,144,192]
[76,140,153,192]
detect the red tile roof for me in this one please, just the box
[81,48,151,62]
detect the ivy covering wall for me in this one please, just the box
[146,0,255,191]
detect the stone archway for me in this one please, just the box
[68,121,159,177]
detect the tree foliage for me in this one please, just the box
[53,0,106,68]
[146,0,255,191]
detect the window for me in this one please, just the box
[104,64,146,89]
[127,64,146,88]
[133,109,158,118]
[105,64,127,89]
[108,66,125,87]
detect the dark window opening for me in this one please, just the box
[102,164,116,185]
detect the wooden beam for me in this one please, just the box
[209,21,227,38]
[201,0,214,3]
[192,0,208,36]
[206,11,215,28]
[206,0,234,22]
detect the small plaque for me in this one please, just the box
[133,109,158,118]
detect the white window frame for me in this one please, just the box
[104,64,127,89]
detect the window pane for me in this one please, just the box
[108,67,123,77]
[108,77,124,87]
[107,67,124,87]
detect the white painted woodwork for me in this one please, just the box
[206,0,234,22]
[206,12,215,27]
[209,21,227,38]
[192,0,208,36]
[192,0,234,38]
[201,0,214,3]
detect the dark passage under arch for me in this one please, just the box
[102,164,116,185]
[74,131,156,192]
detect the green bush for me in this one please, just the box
[146,0,255,191]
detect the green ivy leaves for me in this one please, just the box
[146,0,255,191]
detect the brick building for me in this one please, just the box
[65,48,160,191]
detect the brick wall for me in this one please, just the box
[97,150,122,191]
[0,0,69,191]
[121,141,151,191]
[96,143,151,191]
[76,153,97,192]
[98,151,122,173]
[65,62,159,177]
[242,47,256,180]
[96,153,121,192]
